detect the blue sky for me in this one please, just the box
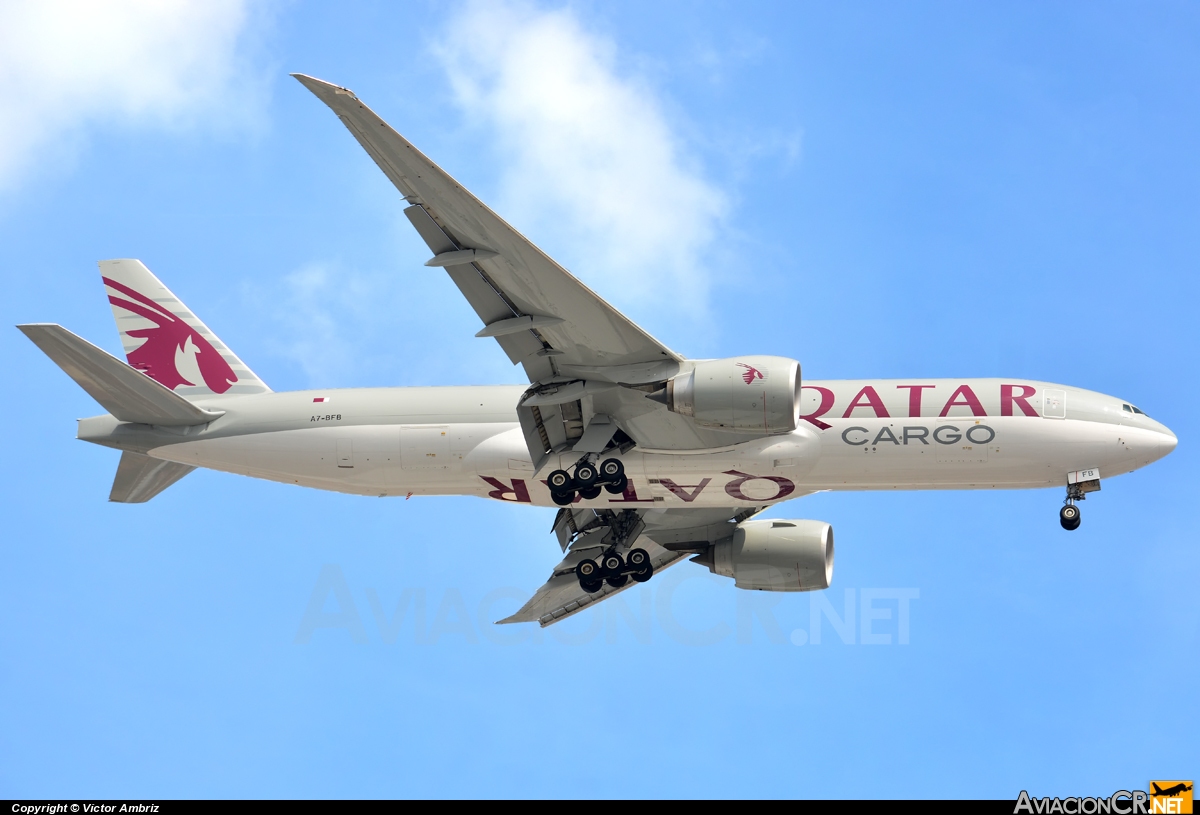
[2,0,1196,799]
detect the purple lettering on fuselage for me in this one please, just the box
[804,382,1042,430]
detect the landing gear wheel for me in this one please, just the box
[576,558,599,582]
[606,574,629,588]
[599,458,624,481]
[581,577,604,594]
[551,490,575,506]
[548,469,573,491]
[601,551,625,575]
[628,548,653,583]
[1060,504,1081,531]
[603,475,629,495]
[578,485,602,500]
[574,462,599,487]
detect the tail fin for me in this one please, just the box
[100,259,270,397]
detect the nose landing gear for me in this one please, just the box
[1059,469,1100,531]
[548,456,626,505]
[1059,503,1081,531]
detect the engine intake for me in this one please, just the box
[694,518,833,592]
[652,356,801,434]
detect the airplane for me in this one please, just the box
[17,74,1178,627]
[1151,783,1193,798]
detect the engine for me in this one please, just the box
[694,519,833,592]
[651,355,801,434]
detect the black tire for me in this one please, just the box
[581,577,604,594]
[603,475,629,495]
[602,552,625,575]
[1060,504,1080,529]
[1062,515,1082,531]
[628,548,653,582]
[600,458,624,481]
[551,490,575,506]
[578,485,602,500]
[548,469,573,491]
[576,559,599,580]
[575,463,599,487]
[606,574,629,589]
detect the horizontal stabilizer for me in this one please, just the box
[18,324,224,426]
[109,451,195,503]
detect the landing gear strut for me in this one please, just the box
[1059,477,1093,531]
[571,508,652,593]
[549,456,626,505]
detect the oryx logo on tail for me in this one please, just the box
[737,362,765,385]
[103,276,238,393]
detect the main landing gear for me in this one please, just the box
[575,547,653,593]
[548,457,627,506]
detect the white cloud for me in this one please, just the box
[0,0,266,190]
[431,0,726,316]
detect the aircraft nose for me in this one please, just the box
[1152,425,1178,460]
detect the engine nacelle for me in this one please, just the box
[655,355,801,434]
[694,519,833,592]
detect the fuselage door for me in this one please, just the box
[401,425,450,469]
[1043,389,1066,419]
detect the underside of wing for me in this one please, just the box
[293,74,681,386]
[499,506,766,627]
[294,74,776,466]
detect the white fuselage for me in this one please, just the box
[80,378,1177,508]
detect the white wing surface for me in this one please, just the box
[500,506,770,627]
[295,74,757,464]
[293,74,681,386]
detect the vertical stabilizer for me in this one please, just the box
[100,259,270,398]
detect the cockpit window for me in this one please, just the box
[1122,404,1133,413]
[1132,405,1146,415]
[1122,403,1148,416]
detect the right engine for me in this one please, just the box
[693,518,834,592]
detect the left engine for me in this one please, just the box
[693,518,833,592]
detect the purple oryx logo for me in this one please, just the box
[103,276,238,393]
[737,363,765,385]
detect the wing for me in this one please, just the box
[293,74,679,378]
[295,74,734,465]
[498,505,769,627]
